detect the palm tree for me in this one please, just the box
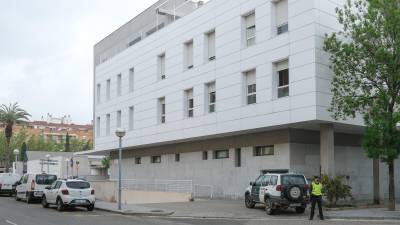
[0,103,30,172]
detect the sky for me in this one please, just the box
[0,0,159,124]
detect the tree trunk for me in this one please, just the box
[4,138,10,173]
[388,160,396,211]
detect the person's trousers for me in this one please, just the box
[309,195,324,220]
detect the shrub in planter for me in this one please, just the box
[321,175,352,207]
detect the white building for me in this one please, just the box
[92,0,399,200]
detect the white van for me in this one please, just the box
[15,173,57,203]
[0,173,21,196]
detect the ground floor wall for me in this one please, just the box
[109,129,400,201]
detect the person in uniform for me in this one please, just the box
[309,177,324,220]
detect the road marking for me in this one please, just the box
[6,220,18,225]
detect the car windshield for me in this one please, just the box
[66,181,90,189]
[281,175,306,185]
[36,175,57,185]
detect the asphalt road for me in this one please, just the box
[0,196,398,225]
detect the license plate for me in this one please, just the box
[34,191,43,197]
[290,203,302,207]
[76,200,86,204]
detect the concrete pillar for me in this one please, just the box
[320,124,335,176]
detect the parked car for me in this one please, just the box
[0,173,21,196]
[15,173,57,203]
[42,179,95,212]
[244,171,309,215]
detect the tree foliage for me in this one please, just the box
[321,175,352,207]
[324,0,400,210]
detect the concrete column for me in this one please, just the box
[320,124,335,176]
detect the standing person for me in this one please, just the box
[309,177,324,220]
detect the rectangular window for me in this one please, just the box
[151,156,161,164]
[245,70,257,104]
[184,40,194,69]
[106,79,111,100]
[185,89,194,118]
[129,68,134,92]
[206,30,216,61]
[214,150,229,159]
[158,53,166,80]
[96,117,101,137]
[175,153,180,162]
[276,60,289,98]
[275,0,288,35]
[245,12,256,47]
[159,97,166,124]
[207,82,216,113]
[235,148,241,167]
[97,84,101,104]
[117,74,122,96]
[106,114,110,136]
[135,157,141,165]
[129,106,134,131]
[202,151,208,160]
[116,110,122,128]
[254,146,275,156]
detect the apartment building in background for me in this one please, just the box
[92,0,399,200]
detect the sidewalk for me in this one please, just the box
[95,201,174,216]
[326,204,400,220]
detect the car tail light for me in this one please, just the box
[91,189,95,195]
[31,180,35,191]
[61,189,69,195]
[276,185,285,192]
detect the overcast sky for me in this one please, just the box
[0,0,159,124]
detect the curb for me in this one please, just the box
[326,216,400,221]
[95,207,175,217]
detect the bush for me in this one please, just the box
[321,174,352,207]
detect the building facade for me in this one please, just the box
[93,0,399,200]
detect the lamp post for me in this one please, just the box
[46,154,51,174]
[13,149,19,174]
[115,128,126,210]
[65,158,70,179]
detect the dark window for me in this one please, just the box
[235,148,241,167]
[278,69,289,98]
[253,146,274,156]
[270,176,278,185]
[281,175,306,185]
[35,175,57,185]
[277,23,289,35]
[66,181,90,189]
[135,157,141,165]
[214,150,229,159]
[202,151,208,160]
[175,154,180,162]
[151,156,161,164]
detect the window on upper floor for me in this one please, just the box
[275,0,288,35]
[129,68,134,92]
[206,30,216,61]
[158,97,166,124]
[206,82,216,113]
[117,74,122,96]
[135,157,141,165]
[244,12,256,47]
[116,110,122,128]
[175,153,180,162]
[275,59,289,98]
[158,53,166,80]
[106,79,111,100]
[245,70,257,105]
[253,146,275,156]
[202,151,208,160]
[185,89,194,118]
[96,117,101,137]
[184,40,194,70]
[151,156,161,164]
[129,106,134,131]
[106,114,110,136]
[97,84,101,104]
[214,150,229,159]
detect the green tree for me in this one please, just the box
[101,156,110,170]
[20,142,28,162]
[324,0,400,210]
[0,103,30,172]
[321,175,352,207]
[65,132,70,152]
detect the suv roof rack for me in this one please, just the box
[260,169,290,174]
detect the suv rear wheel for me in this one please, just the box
[244,194,255,208]
[56,198,64,212]
[265,198,275,215]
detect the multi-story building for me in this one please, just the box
[92,0,399,200]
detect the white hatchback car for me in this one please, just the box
[42,179,95,211]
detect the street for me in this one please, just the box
[0,197,398,225]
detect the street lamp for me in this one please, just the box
[115,127,126,210]
[46,154,51,174]
[13,149,19,174]
[65,158,70,179]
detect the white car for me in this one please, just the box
[0,173,21,196]
[15,173,58,203]
[42,179,95,212]
[244,170,309,215]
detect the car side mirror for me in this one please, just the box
[45,186,52,190]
